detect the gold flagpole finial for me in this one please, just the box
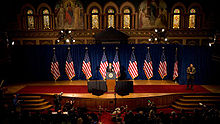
[132,47,135,50]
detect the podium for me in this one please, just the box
[106,72,116,92]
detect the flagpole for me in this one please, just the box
[85,46,89,82]
[53,47,56,82]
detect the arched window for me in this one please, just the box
[91,8,99,29]
[189,8,196,28]
[27,9,34,30]
[107,8,115,28]
[173,9,180,29]
[123,8,131,29]
[42,9,50,29]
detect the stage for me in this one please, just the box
[4,80,220,111]
[6,80,219,97]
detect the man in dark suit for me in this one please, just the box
[187,64,196,89]
[106,63,114,72]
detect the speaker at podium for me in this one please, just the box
[106,72,116,92]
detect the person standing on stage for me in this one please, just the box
[186,64,196,89]
[107,63,114,72]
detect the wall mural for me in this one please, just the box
[55,0,84,29]
[139,0,167,29]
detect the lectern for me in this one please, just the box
[106,72,116,92]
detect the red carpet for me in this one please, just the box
[17,85,210,94]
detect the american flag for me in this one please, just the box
[82,49,92,80]
[128,49,138,79]
[99,50,108,80]
[143,48,153,79]
[113,50,120,78]
[65,50,75,80]
[173,49,178,80]
[158,48,167,79]
[51,51,60,80]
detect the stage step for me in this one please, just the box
[174,101,214,107]
[172,94,220,111]
[23,105,53,111]
[23,99,45,103]
[182,95,220,99]
[16,94,53,111]
[171,104,200,111]
[18,95,41,99]
[21,101,49,107]
[178,98,220,102]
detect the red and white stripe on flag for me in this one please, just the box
[82,61,92,80]
[173,61,178,80]
[128,61,138,79]
[113,61,120,78]
[51,62,60,80]
[99,61,108,79]
[158,61,167,79]
[65,61,75,80]
[143,60,153,79]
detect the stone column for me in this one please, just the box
[84,14,87,29]
[116,14,119,29]
[100,14,102,29]
[132,14,135,29]
[199,39,202,46]
[183,39,186,45]
[135,13,138,29]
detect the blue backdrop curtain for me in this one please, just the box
[10,44,211,84]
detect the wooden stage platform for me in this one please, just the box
[5,80,220,98]
[4,80,220,111]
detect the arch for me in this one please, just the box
[170,40,182,45]
[91,8,100,29]
[120,1,135,14]
[171,2,186,14]
[37,3,52,14]
[188,2,203,14]
[86,2,102,14]
[171,2,186,29]
[103,1,119,14]
[20,3,36,15]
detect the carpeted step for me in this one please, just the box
[18,95,41,99]
[23,99,45,103]
[174,101,214,107]
[22,105,53,111]
[182,95,220,99]
[171,104,200,111]
[21,101,49,107]
[178,98,220,102]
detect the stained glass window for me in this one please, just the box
[123,9,131,29]
[27,9,34,30]
[108,9,114,13]
[108,9,115,28]
[43,9,50,29]
[91,8,99,29]
[173,9,180,29]
[189,8,196,28]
